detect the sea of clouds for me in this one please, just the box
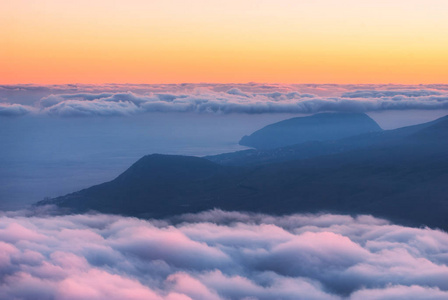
[0,209,447,300]
[2,83,448,117]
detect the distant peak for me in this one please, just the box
[239,112,382,149]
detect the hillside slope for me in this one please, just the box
[38,117,448,230]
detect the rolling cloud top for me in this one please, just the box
[0,209,447,299]
[2,84,448,117]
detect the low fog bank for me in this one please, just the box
[3,86,448,120]
[0,209,447,300]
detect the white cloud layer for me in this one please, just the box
[2,84,448,117]
[341,90,442,98]
[0,209,447,299]
[0,103,34,116]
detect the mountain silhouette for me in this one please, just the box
[38,115,448,230]
[207,115,446,166]
[239,112,382,149]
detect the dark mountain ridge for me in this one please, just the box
[38,115,448,230]
[207,115,448,166]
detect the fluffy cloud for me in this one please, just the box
[30,89,448,117]
[0,209,447,299]
[44,99,142,117]
[2,84,448,117]
[341,90,442,98]
[0,103,34,116]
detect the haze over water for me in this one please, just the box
[2,107,447,210]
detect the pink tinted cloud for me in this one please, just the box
[0,210,447,299]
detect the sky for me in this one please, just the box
[2,0,448,84]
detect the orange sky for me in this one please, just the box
[2,0,448,84]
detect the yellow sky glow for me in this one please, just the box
[2,0,448,84]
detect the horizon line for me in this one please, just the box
[2,82,448,86]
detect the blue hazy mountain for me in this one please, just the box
[238,112,382,149]
[38,115,448,230]
[207,116,444,166]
